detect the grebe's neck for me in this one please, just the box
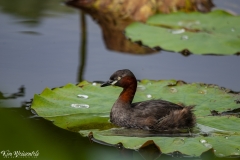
[118,77,137,104]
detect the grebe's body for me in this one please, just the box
[101,69,195,131]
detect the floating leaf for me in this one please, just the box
[31,80,240,157]
[125,10,240,55]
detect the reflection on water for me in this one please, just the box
[66,0,214,54]
[0,0,74,26]
[18,30,42,35]
[67,0,158,54]
[0,85,25,100]
[78,11,87,82]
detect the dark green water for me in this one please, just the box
[0,0,240,159]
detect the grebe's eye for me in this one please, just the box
[117,76,121,80]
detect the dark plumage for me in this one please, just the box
[101,69,195,131]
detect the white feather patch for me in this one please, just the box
[111,80,118,85]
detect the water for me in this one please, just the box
[170,29,185,34]
[199,139,212,148]
[170,87,178,93]
[181,35,189,40]
[77,94,89,99]
[0,0,240,159]
[199,90,207,94]
[71,103,89,108]
[137,85,146,91]
[173,138,185,145]
[200,139,207,143]
[92,82,97,86]
[146,94,152,98]
[178,20,201,28]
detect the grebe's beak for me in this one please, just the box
[101,80,117,87]
[101,81,111,87]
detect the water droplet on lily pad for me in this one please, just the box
[92,82,97,86]
[170,29,185,34]
[218,153,225,157]
[225,136,229,139]
[170,88,177,93]
[200,139,207,144]
[231,28,235,32]
[137,85,146,90]
[195,21,201,25]
[199,90,207,94]
[116,143,123,149]
[147,94,152,98]
[77,94,89,99]
[181,35,189,40]
[173,138,185,145]
[204,143,212,148]
[71,104,89,108]
[200,139,212,148]
[234,148,240,155]
[178,21,183,26]
[171,151,183,158]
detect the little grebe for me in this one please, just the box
[101,69,195,131]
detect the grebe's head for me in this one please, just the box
[101,69,136,88]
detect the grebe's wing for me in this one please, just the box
[132,99,183,110]
[131,99,183,118]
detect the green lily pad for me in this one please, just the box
[125,10,240,55]
[31,80,240,157]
